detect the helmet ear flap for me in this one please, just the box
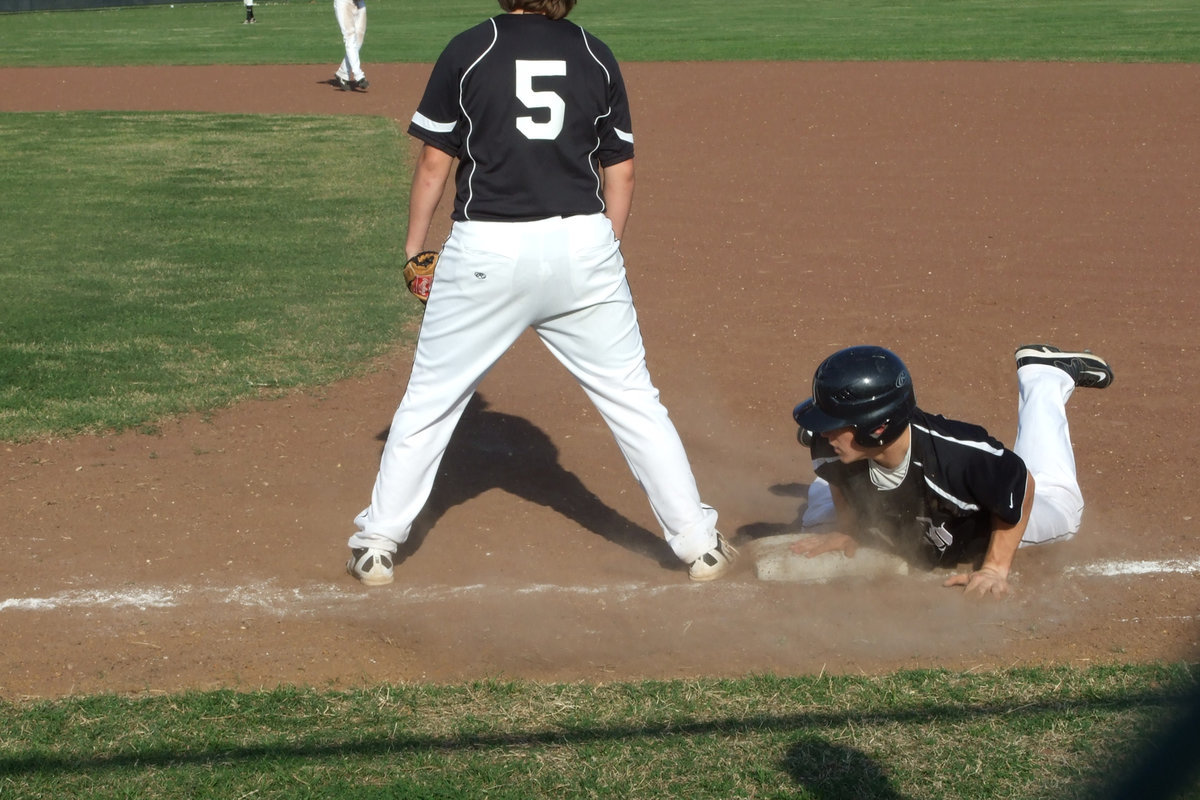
[853,421,902,447]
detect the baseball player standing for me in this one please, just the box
[333,0,368,91]
[345,0,737,586]
[791,344,1113,597]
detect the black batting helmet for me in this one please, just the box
[793,346,915,447]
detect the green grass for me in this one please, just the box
[1,0,1198,66]
[1,665,1196,799]
[0,111,417,440]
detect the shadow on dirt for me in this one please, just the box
[376,394,678,571]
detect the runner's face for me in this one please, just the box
[822,426,871,463]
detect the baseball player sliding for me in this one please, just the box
[346,0,737,586]
[792,344,1113,597]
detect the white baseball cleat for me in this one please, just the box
[347,547,394,586]
[688,533,739,582]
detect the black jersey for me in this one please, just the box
[811,408,1029,565]
[408,13,635,223]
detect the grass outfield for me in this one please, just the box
[0,111,415,440]
[0,0,1197,66]
[1,665,1197,798]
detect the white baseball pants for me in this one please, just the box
[351,214,720,564]
[334,0,367,82]
[1011,363,1084,545]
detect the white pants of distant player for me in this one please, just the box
[803,363,1086,546]
[334,0,367,83]
[350,214,720,564]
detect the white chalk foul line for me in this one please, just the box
[0,588,179,612]
[0,580,701,614]
[1,557,1196,614]
[1064,557,1200,577]
[0,583,357,613]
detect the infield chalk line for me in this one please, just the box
[1064,557,1200,577]
[0,579,682,613]
[1,557,1197,614]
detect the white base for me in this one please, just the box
[750,533,910,583]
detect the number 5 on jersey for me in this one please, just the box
[515,60,566,140]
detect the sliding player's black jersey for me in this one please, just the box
[811,408,1029,564]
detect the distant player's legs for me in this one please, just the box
[1013,364,1083,546]
[351,2,366,79]
[533,217,719,564]
[335,0,366,81]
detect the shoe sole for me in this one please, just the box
[352,572,394,587]
[1015,344,1113,388]
[689,562,731,582]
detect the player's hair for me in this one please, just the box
[498,0,576,21]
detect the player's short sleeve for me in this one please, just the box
[963,447,1029,526]
[407,30,479,157]
[588,35,635,167]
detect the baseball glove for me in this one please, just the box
[402,250,438,305]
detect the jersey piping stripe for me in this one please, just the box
[587,113,605,210]
[912,422,1006,457]
[581,28,611,82]
[921,470,982,513]
[411,111,455,134]
[615,128,634,144]
[580,27,615,213]
[458,18,500,220]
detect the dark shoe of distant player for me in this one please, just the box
[336,75,352,91]
[347,547,394,586]
[355,77,370,91]
[1015,344,1113,389]
[688,533,739,581]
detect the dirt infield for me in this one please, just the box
[1,62,1198,699]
